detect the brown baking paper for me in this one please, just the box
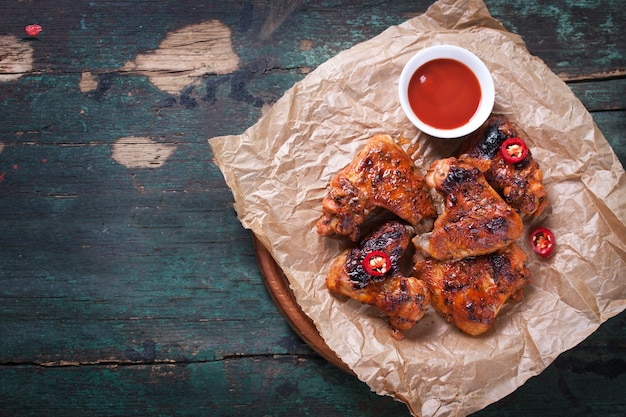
[209,0,626,415]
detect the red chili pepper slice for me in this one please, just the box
[500,137,529,164]
[25,24,42,37]
[362,251,392,277]
[530,227,555,258]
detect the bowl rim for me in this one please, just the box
[398,44,495,139]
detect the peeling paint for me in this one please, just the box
[122,20,240,94]
[0,35,34,82]
[79,71,99,92]
[299,39,314,51]
[111,136,177,169]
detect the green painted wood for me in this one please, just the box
[569,78,626,111]
[2,0,624,79]
[0,358,408,417]
[592,111,626,164]
[485,0,625,78]
[0,314,624,417]
[0,0,624,416]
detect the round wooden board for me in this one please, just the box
[252,235,353,374]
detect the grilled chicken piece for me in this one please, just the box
[326,221,430,340]
[317,134,437,242]
[413,157,524,260]
[414,242,531,336]
[457,115,549,217]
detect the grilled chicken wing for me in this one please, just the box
[414,242,531,335]
[326,221,430,340]
[457,115,549,217]
[317,134,437,242]
[413,157,524,260]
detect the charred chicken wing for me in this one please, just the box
[326,221,430,340]
[413,157,524,260]
[317,134,437,242]
[414,242,531,335]
[457,115,549,217]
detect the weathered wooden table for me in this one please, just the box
[1,1,624,416]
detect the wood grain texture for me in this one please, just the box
[0,0,624,416]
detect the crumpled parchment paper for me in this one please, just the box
[209,0,626,415]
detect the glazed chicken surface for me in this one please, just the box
[413,157,524,260]
[457,115,549,217]
[414,242,531,336]
[316,134,437,242]
[326,221,430,340]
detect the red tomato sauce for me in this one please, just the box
[407,58,481,130]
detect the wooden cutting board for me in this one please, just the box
[252,235,352,374]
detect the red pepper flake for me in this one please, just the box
[530,227,555,258]
[25,24,42,37]
[500,137,529,164]
[13,164,18,170]
[362,251,392,277]
[0,172,5,182]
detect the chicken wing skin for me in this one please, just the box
[414,242,531,336]
[413,157,524,260]
[326,221,430,340]
[457,115,549,217]
[317,134,437,242]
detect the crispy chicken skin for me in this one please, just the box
[414,242,531,335]
[326,221,430,340]
[316,134,437,242]
[457,115,549,217]
[413,157,524,260]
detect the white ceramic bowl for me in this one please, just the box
[398,45,495,139]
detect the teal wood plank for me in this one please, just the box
[569,78,626,111]
[485,0,625,79]
[592,111,626,164]
[0,358,407,417]
[0,1,623,79]
[0,312,624,417]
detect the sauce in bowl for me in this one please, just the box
[408,58,481,130]
[398,45,494,139]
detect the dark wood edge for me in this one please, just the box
[252,235,353,375]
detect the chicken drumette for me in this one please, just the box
[413,157,524,260]
[457,115,549,218]
[326,220,430,340]
[317,134,437,242]
[414,242,531,335]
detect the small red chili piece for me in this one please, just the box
[25,24,42,37]
[362,251,392,277]
[500,137,529,164]
[530,227,555,258]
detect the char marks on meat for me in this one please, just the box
[413,157,524,261]
[414,242,531,335]
[326,221,430,340]
[457,115,550,217]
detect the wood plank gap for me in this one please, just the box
[0,353,322,368]
[563,71,626,83]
